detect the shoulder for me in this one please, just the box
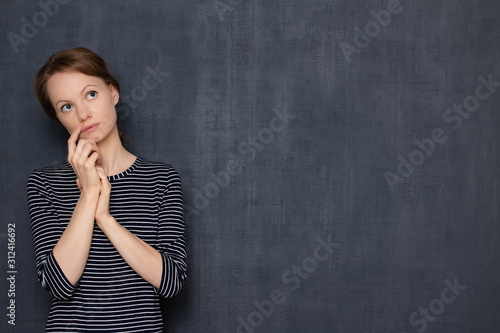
[135,157,182,183]
[134,157,183,194]
[26,161,74,187]
[26,161,74,198]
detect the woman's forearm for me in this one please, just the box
[52,191,99,286]
[97,216,163,289]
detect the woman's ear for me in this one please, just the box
[110,84,119,105]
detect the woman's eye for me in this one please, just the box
[61,104,72,112]
[87,91,97,100]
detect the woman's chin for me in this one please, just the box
[82,129,101,139]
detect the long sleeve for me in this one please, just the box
[26,171,76,300]
[152,166,188,298]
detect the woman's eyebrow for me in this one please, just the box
[55,84,99,106]
[80,84,98,94]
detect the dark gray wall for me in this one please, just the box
[1,0,500,332]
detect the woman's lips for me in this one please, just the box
[83,124,99,133]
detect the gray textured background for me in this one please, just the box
[1,0,500,332]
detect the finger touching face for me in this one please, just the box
[70,124,82,140]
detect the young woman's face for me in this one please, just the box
[46,71,119,142]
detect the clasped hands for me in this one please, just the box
[67,125,112,225]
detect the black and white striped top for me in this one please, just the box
[26,157,187,332]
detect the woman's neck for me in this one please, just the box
[95,126,136,176]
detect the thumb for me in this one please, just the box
[95,166,105,178]
[76,178,82,191]
[95,167,110,187]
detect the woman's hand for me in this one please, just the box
[95,166,112,224]
[68,125,101,195]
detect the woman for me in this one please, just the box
[26,47,187,332]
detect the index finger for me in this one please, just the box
[67,125,82,161]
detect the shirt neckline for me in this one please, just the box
[63,156,141,181]
[107,156,141,181]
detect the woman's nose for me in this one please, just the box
[77,105,91,121]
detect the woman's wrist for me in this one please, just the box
[96,214,116,231]
[79,189,100,203]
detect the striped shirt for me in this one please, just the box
[26,157,187,332]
